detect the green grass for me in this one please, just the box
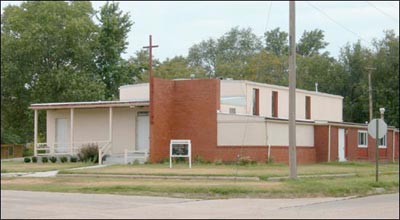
[58,161,399,180]
[2,173,398,199]
[1,161,398,199]
[0,161,94,173]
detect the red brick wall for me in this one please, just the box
[395,131,399,161]
[212,146,315,164]
[150,78,220,163]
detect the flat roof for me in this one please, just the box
[29,100,149,110]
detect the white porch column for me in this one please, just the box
[34,109,38,157]
[109,107,113,144]
[70,108,74,155]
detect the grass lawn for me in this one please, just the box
[58,161,399,180]
[1,161,398,199]
[0,161,95,173]
[1,173,398,199]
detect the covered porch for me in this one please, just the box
[29,100,150,164]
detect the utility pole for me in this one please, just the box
[288,1,297,179]
[366,67,376,122]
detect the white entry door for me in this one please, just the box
[338,128,346,162]
[136,112,149,152]
[55,118,68,153]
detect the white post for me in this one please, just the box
[70,108,74,155]
[34,109,38,157]
[328,125,331,162]
[109,107,113,148]
[189,141,192,169]
[393,130,396,163]
[98,145,102,165]
[169,142,172,168]
[124,148,128,164]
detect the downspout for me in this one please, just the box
[393,130,396,163]
[265,119,271,162]
[328,125,331,162]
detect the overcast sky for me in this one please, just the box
[1,1,399,61]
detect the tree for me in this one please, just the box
[154,56,207,79]
[371,30,399,127]
[95,1,134,100]
[1,1,105,143]
[297,29,329,57]
[188,27,263,78]
[264,27,289,56]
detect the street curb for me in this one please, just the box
[57,173,260,181]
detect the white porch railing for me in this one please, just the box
[123,149,149,164]
[35,141,112,163]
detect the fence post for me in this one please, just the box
[98,145,102,165]
[124,149,128,164]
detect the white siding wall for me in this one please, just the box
[217,113,314,147]
[119,83,149,101]
[220,80,343,122]
[46,107,144,154]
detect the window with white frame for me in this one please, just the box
[378,134,387,148]
[358,130,368,148]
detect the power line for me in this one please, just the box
[306,2,370,44]
[365,1,398,23]
[264,2,273,33]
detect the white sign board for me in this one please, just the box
[170,139,191,168]
[368,119,387,139]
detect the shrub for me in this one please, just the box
[24,157,31,163]
[49,156,57,163]
[214,159,223,165]
[194,155,205,164]
[23,144,34,157]
[132,159,140,165]
[158,158,169,164]
[77,143,99,163]
[31,156,38,163]
[60,156,68,163]
[41,157,48,163]
[238,156,252,166]
[70,156,78,163]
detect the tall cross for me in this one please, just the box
[143,35,158,126]
[143,35,159,80]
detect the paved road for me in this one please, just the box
[1,190,399,219]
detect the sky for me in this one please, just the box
[1,1,399,62]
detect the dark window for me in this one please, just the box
[229,108,236,114]
[252,88,259,116]
[305,96,311,119]
[272,91,278,117]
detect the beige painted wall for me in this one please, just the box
[119,83,149,101]
[220,80,343,122]
[217,113,314,147]
[46,107,149,154]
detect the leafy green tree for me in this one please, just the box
[244,50,288,86]
[188,27,263,78]
[96,1,134,100]
[297,29,329,57]
[264,27,289,56]
[154,56,207,79]
[371,30,399,127]
[1,1,105,143]
[338,41,371,124]
[127,49,161,83]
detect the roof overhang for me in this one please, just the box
[29,100,149,110]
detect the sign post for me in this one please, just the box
[368,119,387,182]
[169,140,191,168]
